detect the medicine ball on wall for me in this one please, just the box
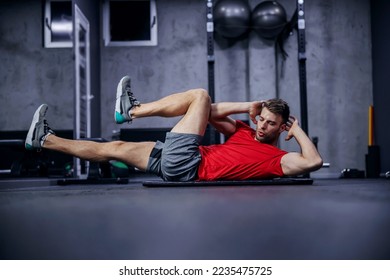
[214,0,251,39]
[251,1,287,40]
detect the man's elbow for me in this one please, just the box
[309,156,323,172]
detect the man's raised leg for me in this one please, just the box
[133,89,211,135]
[115,76,211,135]
[114,76,211,181]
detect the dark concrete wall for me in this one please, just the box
[371,0,390,173]
[0,0,74,130]
[0,0,376,177]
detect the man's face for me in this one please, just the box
[255,107,286,144]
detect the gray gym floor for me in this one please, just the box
[1,176,389,260]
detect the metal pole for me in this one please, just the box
[297,0,308,135]
[206,0,217,144]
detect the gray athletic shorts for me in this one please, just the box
[146,132,202,181]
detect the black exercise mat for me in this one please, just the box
[57,177,128,186]
[143,177,313,187]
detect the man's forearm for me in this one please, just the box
[210,102,252,120]
[291,125,323,167]
[208,102,253,136]
[281,121,323,176]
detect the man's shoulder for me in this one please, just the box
[233,120,255,136]
[235,120,252,130]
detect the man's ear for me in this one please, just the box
[279,123,287,133]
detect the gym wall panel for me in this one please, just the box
[100,0,209,136]
[0,0,74,132]
[279,0,373,176]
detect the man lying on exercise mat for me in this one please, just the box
[25,76,323,181]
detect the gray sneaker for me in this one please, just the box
[25,104,55,150]
[114,75,140,124]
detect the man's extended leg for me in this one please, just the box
[25,105,155,171]
[44,136,155,171]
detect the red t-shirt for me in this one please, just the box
[198,121,287,180]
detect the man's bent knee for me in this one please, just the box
[187,88,209,99]
[189,88,211,108]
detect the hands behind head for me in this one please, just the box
[249,101,300,141]
[285,115,299,141]
[249,100,265,124]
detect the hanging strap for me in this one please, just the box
[276,8,298,60]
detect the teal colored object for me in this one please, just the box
[115,111,126,124]
[110,160,129,178]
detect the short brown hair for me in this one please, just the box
[262,99,290,124]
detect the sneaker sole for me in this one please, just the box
[115,76,130,124]
[25,104,48,150]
